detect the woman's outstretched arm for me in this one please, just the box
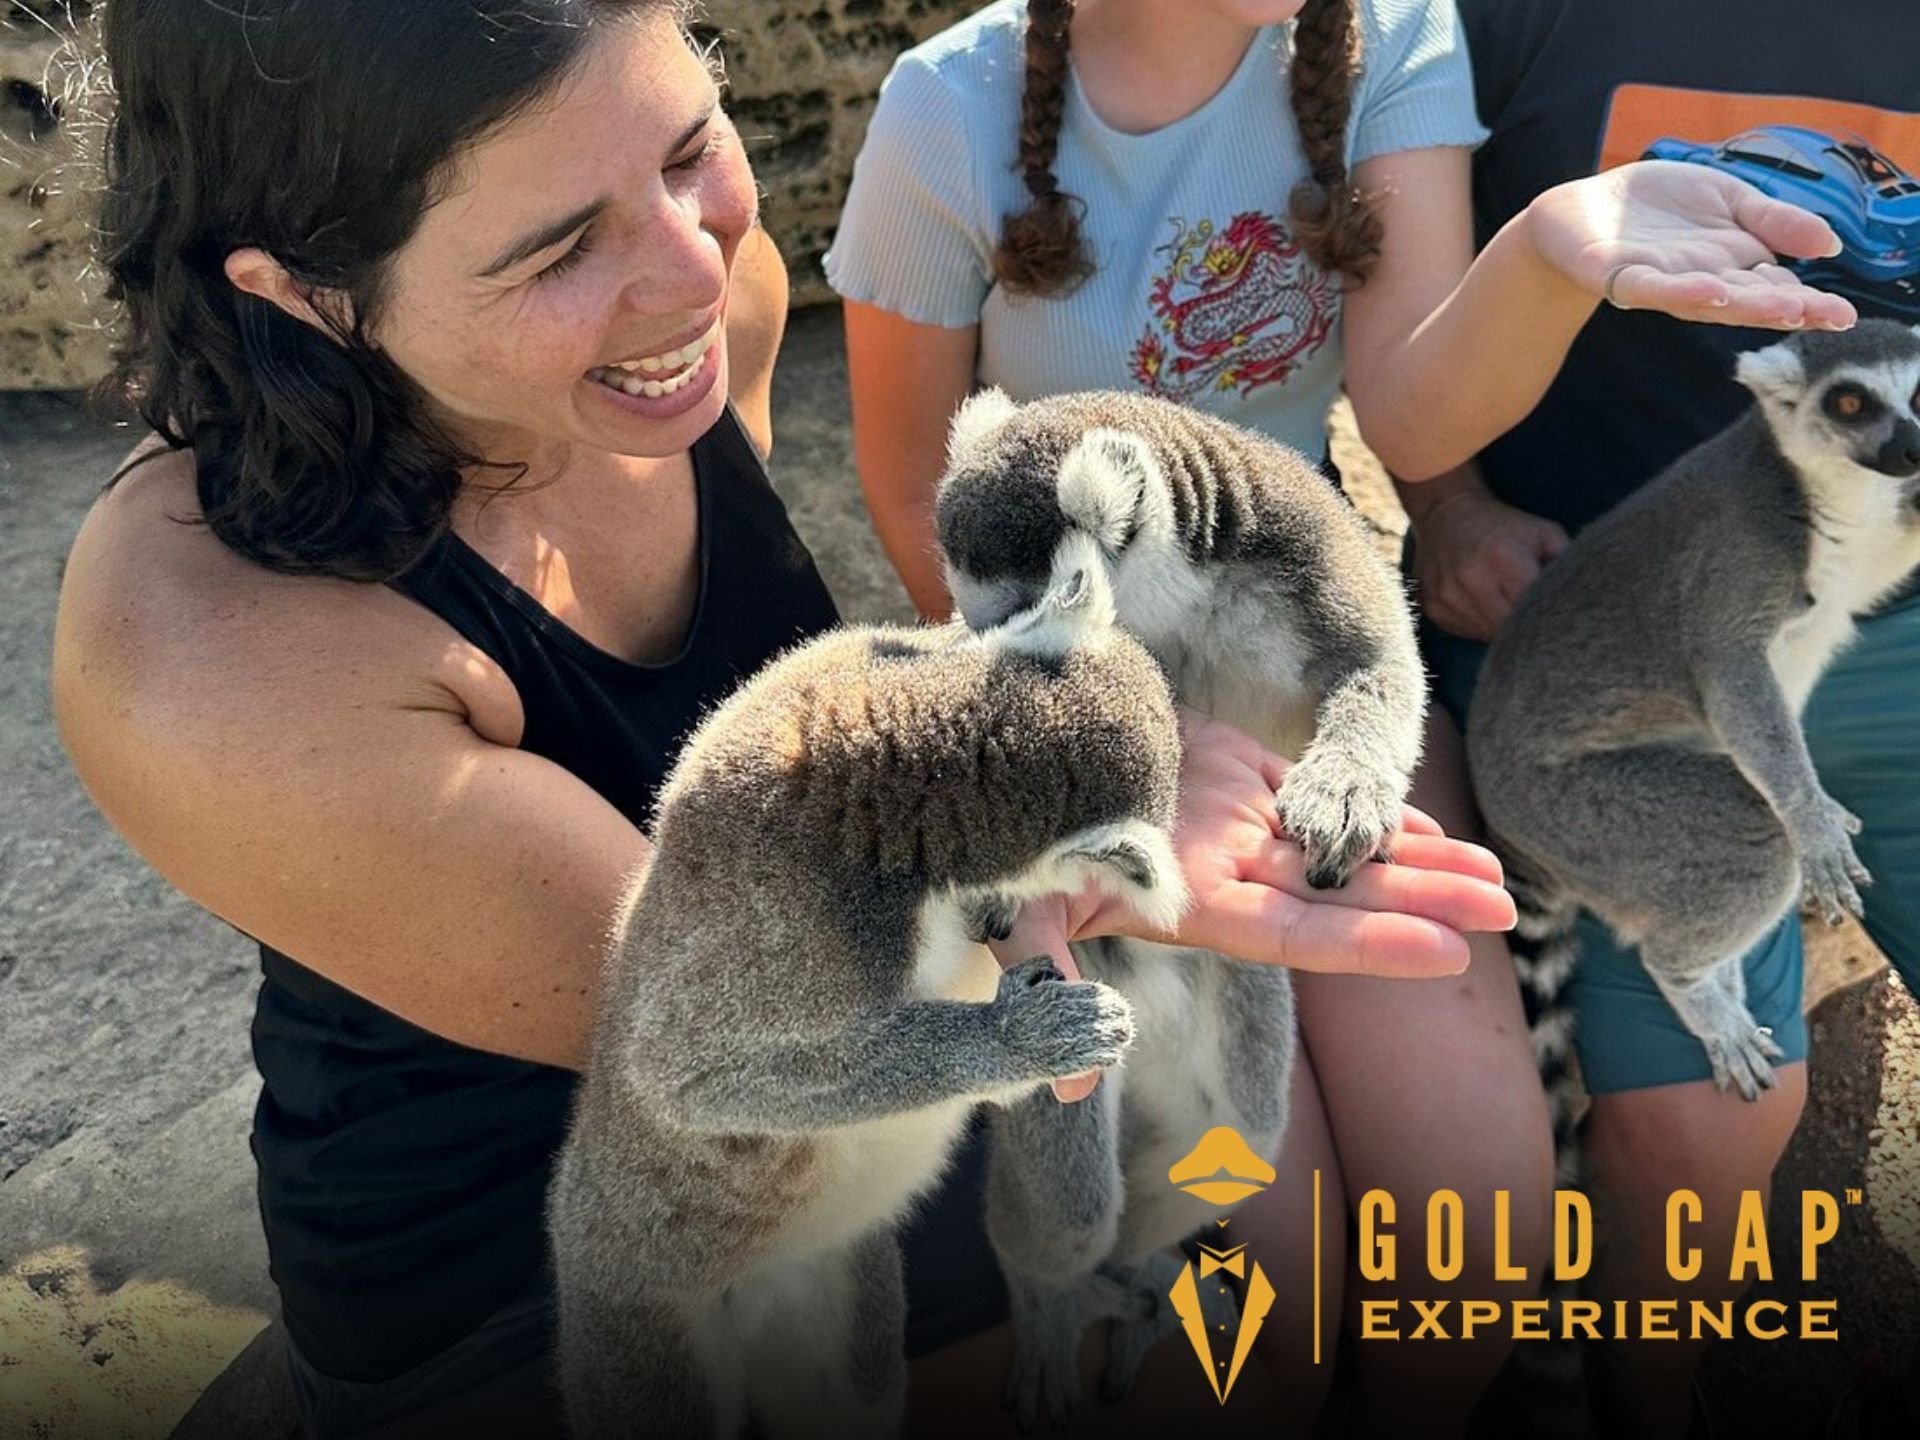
[1342,147,1856,482]
[994,709,1515,1101]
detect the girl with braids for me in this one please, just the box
[50,1,1517,1434]
[827,0,1854,1432]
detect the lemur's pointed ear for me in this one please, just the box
[1736,339,1808,408]
[947,387,1018,462]
[1057,428,1155,554]
[997,535,1119,659]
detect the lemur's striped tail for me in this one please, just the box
[1494,844,1596,1439]
[1504,850,1585,1187]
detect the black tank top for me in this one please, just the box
[250,407,841,1382]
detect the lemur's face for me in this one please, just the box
[1810,373,1920,478]
[936,390,1169,631]
[1737,321,1920,481]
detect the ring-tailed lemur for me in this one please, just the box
[1469,321,1920,1159]
[936,388,1428,1426]
[548,567,1190,1440]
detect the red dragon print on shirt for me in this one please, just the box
[1130,211,1337,403]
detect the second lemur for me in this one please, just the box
[936,387,1428,1426]
[1470,321,1920,1152]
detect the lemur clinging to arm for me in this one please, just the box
[547,568,1189,1440]
[1468,320,1920,1152]
[936,388,1429,1427]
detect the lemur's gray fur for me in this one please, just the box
[936,388,1428,1427]
[1469,321,1920,1163]
[548,573,1191,1440]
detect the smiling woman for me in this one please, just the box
[56,3,843,1435]
[47,1,1520,1437]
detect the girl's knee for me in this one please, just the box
[1583,1063,1809,1197]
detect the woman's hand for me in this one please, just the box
[1407,485,1569,643]
[1524,160,1859,330]
[990,710,1517,1101]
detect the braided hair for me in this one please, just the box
[991,0,1381,298]
[1285,0,1383,285]
[992,0,1093,296]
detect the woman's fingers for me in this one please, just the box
[1610,264,1734,313]
[1381,829,1506,885]
[1187,879,1474,977]
[1236,833,1516,932]
[1614,262,1857,331]
[1727,183,1843,262]
[1051,1071,1101,1104]
[1397,803,1445,838]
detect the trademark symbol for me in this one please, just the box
[1846,1188,1863,1205]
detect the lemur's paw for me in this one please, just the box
[1099,1252,1195,1403]
[992,958,1136,1079]
[1700,1021,1784,1102]
[1102,1251,1250,1404]
[1002,1313,1083,1433]
[1801,840,1872,926]
[1799,801,1872,925]
[964,893,1019,944]
[1275,752,1405,890]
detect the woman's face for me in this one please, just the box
[370,9,756,466]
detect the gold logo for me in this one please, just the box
[1166,1128,1277,1403]
[1167,1125,1278,1205]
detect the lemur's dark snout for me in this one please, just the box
[1869,418,1920,478]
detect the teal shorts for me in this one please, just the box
[1422,586,1920,1096]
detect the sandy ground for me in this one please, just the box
[2,307,1916,1438]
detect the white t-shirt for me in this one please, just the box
[824,0,1488,460]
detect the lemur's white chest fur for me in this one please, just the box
[1769,458,1920,714]
[779,818,1189,1263]
[773,899,996,1260]
[1124,566,1321,760]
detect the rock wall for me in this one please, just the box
[699,0,977,306]
[0,0,978,391]
[2,4,112,390]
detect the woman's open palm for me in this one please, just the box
[1529,159,1860,330]
[990,711,1518,1101]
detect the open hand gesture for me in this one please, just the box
[1527,159,1859,330]
[990,711,1517,1101]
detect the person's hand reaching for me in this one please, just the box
[1525,160,1858,330]
[990,709,1516,1101]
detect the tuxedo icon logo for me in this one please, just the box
[1197,1242,1248,1279]
[1166,1128,1277,1404]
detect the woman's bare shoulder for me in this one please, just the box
[51,444,651,1067]
[54,441,523,749]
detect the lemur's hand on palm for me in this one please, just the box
[1527,161,1858,330]
[989,710,1516,1102]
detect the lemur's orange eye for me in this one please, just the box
[1823,384,1875,423]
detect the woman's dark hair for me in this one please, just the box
[97,0,674,582]
[993,0,1383,298]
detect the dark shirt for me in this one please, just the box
[1460,0,1920,533]
[250,406,841,1382]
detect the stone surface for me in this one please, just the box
[697,0,975,307]
[0,1,974,390]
